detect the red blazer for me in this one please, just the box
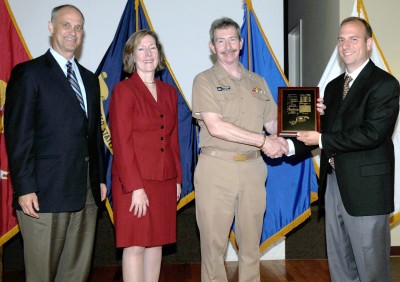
[109,71,182,192]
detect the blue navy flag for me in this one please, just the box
[95,0,196,219]
[238,2,318,251]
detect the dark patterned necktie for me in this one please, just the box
[342,75,353,100]
[66,61,86,113]
[329,75,354,169]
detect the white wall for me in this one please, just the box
[8,0,283,107]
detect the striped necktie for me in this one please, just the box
[342,75,353,100]
[329,75,354,169]
[66,61,86,114]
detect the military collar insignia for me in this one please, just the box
[217,86,231,91]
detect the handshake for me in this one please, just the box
[259,135,288,159]
[258,96,325,159]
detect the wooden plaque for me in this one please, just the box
[277,87,320,137]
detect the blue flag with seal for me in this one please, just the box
[95,0,196,220]
[239,1,318,252]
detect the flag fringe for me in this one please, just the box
[177,191,195,211]
[228,208,312,253]
[390,212,400,228]
[311,191,318,203]
[0,0,32,246]
[356,0,398,227]
[242,4,317,252]
[0,225,20,246]
[259,208,312,253]
[105,199,114,224]
[357,0,392,74]
[138,1,196,211]
[138,1,192,111]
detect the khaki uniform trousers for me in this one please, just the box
[195,152,267,282]
[17,186,98,282]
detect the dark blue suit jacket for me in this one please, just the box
[4,50,105,212]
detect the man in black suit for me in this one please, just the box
[296,17,399,281]
[4,5,106,282]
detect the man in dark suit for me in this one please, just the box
[4,5,106,282]
[296,17,399,281]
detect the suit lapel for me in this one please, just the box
[45,51,88,119]
[78,64,94,128]
[339,61,375,114]
[325,74,345,132]
[131,71,164,113]
[45,51,74,101]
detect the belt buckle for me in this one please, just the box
[233,154,248,161]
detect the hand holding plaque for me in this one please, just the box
[277,87,320,137]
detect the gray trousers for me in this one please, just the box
[17,186,98,282]
[325,171,391,282]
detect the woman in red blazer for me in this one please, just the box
[109,30,182,282]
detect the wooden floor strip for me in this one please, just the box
[3,258,399,282]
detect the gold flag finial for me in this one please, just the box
[245,0,252,10]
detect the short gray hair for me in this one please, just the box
[51,5,85,25]
[209,17,241,43]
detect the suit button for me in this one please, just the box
[161,148,164,152]
[161,137,164,140]
[161,125,164,129]
[160,114,164,118]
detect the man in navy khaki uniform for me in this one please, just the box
[192,17,288,282]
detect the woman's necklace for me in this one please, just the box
[144,81,155,84]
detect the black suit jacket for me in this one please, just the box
[295,60,399,216]
[4,50,105,212]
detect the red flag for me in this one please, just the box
[0,0,31,246]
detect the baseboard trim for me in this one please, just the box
[391,246,400,256]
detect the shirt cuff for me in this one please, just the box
[286,139,295,156]
[319,134,323,149]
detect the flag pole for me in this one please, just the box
[135,0,139,32]
[245,0,252,71]
[358,0,392,73]
[134,0,196,210]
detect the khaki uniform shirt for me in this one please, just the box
[192,62,277,153]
